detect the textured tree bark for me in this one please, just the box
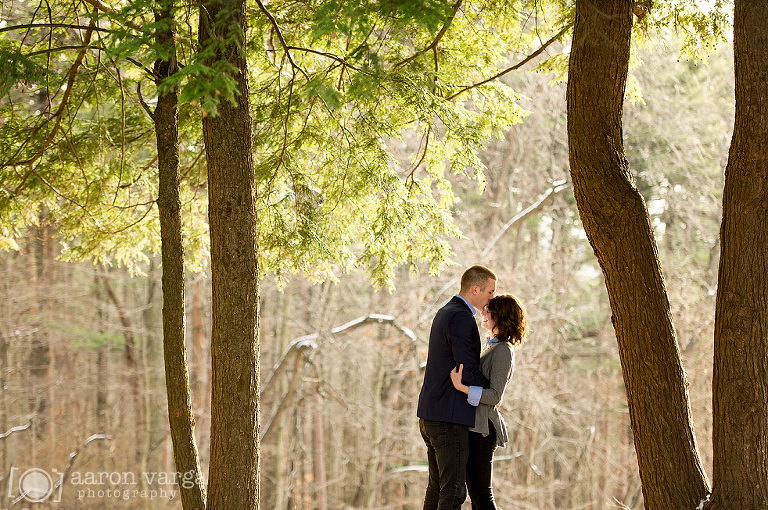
[706,0,768,506]
[566,0,710,507]
[199,0,260,507]
[154,0,206,507]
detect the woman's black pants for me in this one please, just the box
[466,421,498,510]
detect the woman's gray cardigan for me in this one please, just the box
[470,340,515,447]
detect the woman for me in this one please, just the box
[450,294,528,510]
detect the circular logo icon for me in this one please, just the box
[18,468,54,503]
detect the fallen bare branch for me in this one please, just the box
[0,422,31,440]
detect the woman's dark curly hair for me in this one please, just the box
[487,294,528,347]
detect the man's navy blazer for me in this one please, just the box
[417,296,491,427]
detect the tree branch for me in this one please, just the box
[0,23,110,35]
[0,422,30,440]
[395,0,463,68]
[260,340,312,442]
[80,0,144,31]
[25,44,99,57]
[41,20,96,155]
[254,0,309,79]
[284,45,361,71]
[420,180,572,321]
[101,276,136,367]
[111,54,128,205]
[57,434,112,493]
[260,336,318,399]
[80,0,112,13]
[405,127,431,188]
[259,313,421,442]
[447,25,570,101]
[480,179,571,257]
[2,20,97,170]
[126,57,157,80]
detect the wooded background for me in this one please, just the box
[1,37,733,508]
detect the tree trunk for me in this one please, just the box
[363,342,384,508]
[154,1,206,507]
[191,277,211,471]
[0,328,8,510]
[566,0,709,507]
[269,289,291,510]
[28,218,52,443]
[142,262,166,489]
[199,0,260,507]
[101,275,145,471]
[94,274,109,466]
[706,0,768,506]
[312,381,327,510]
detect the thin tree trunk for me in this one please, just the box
[94,274,110,467]
[0,328,8,510]
[199,0,260,506]
[271,290,291,510]
[154,0,206,507]
[312,381,327,510]
[261,348,308,443]
[28,220,50,444]
[191,277,211,471]
[41,221,56,444]
[566,0,709,507]
[191,278,207,414]
[102,275,145,471]
[363,341,384,508]
[143,262,166,489]
[706,0,768,506]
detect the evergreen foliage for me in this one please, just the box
[0,0,732,286]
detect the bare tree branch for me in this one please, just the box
[260,341,311,442]
[481,179,571,258]
[421,180,572,320]
[259,313,423,442]
[101,276,136,366]
[261,336,318,399]
[0,422,31,440]
[57,434,112,493]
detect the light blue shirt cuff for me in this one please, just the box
[467,385,482,406]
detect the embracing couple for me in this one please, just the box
[417,265,529,510]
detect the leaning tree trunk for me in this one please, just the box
[199,0,260,507]
[566,0,709,507]
[706,0,768,507]
[154,0,207,507]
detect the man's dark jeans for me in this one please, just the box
[419,418,470,510]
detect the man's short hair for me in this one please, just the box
[460,265,496,293]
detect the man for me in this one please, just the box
[417,265,496,509]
